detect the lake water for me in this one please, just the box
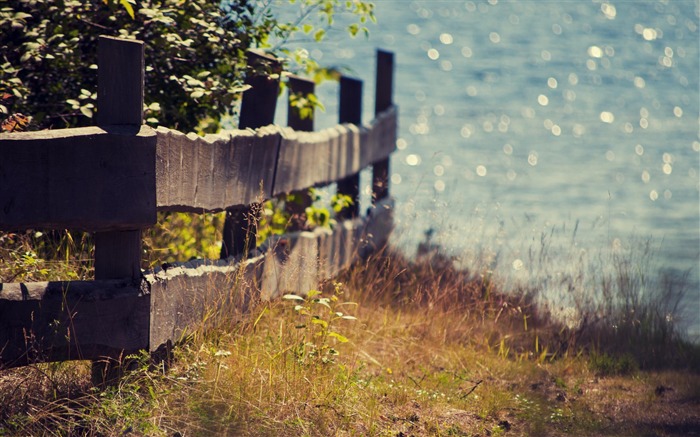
[278,1,700,340]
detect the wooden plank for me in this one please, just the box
[97,36,144,126]
[155,128,280,212]
[337,76,363,219]
[147,257,262,350]
[317,219,362,279]
[91,36,147,390]
[361,196,395,257]
[0,126,156,231]
[0,280,149,368]
[372,50,395,203]
[221,50,281,258]
[154,127,171,207]
[246,126,281,201]
[364,106,398,166]
[284,75,315,230]
[273,128,330,196]
[260,232,319,299]
[238,50,282,130]
[271,107,398,196]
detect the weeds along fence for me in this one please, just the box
[0,36,396,370]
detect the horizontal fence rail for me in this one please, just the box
[0,125,156,231]
[0,36,396,374]
[154,105,397,212]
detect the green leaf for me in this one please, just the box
[283,294,305,301]
[302,24,313,34]
[120,0,135,20]
[311,318,328,328]
[315,298,331,309]
[328,332,349,342]
[79,106,93,118]
[314,29,326,42]
[306,290,322,298]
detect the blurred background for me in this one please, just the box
[279,0,700,340]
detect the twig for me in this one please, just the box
[460,379,482,399]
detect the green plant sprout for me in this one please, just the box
[282,284,357,366]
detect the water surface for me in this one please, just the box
[279,0,700,339]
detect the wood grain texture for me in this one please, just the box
[155,127,280,212]
[0,279,149,368]
[260,232,320,300]
[153,107,396,208]
[272,125,361,196]
[147,257,262,350]
[360,105,397,168]
[0,126,156,231]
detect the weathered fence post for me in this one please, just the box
[372,49,394,203]
[93,35,147,384]
[336,76,363,220]
[220,50,281,259]
[94,36,146,280]
[285,75,316,229]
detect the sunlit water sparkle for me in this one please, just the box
[277,0,700,340]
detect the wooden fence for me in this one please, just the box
[0,36,396,370]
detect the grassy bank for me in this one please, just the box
[1,246,699,436]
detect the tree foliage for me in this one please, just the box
[0,0,375,132]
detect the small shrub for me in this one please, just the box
[589,352,638,376]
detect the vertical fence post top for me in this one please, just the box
[98,35,144,45]
[246,49,283,75]
[97,34,145,127]
[374,49,395,115]
[286,74,315,85]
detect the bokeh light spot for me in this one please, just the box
[439,33,454,44]
[588,45,603,58]
[406,154,421,166]
[528,152,538,166]
[600,111,615,123]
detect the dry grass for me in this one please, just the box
[1,247,699,436]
